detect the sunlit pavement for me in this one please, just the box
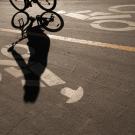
[0,0,135,135]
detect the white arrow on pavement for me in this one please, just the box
[61,87,84,103]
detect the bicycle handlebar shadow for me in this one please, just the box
[11,25,50,103]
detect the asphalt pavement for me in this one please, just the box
[0,0,135,135]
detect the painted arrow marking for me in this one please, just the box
[41,68,66,86]
[0,43,66,87]
[61,87,84,103]
[3,66,66,87]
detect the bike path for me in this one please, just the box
[0,1,135,135]
[0,26,135,135]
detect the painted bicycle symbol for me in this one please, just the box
[62,4,135,31]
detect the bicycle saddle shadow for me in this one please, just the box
[11,25,50,103]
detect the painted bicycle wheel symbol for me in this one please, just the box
[63,4,135,32]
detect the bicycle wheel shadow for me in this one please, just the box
[11,26,50,103]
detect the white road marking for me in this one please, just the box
[91,19,135,31]
[1,44,30,59]
[109,5,135,14]
[88,14,131,20]
[57,10,66,14]
[41,69,66,86]
[3,67,46,87]
[0,60,17,66]
[49,35,135,52]
[75,10,92,14]
[0,28,135,52]
[0,44,66,87]
[89,12,112,17]
[4,64,66,87]
[61,87,84,103]
[1,63,65,87]
[65,13,89,20]
[0,28,20,33]
[0,61,66,86]
[4,67,23,78]
[59,6,135,32]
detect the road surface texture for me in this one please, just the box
[0,0,135,135]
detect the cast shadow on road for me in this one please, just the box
[11,26,50,103]
[8,10,64,103]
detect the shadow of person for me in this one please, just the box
[11,26,50,103]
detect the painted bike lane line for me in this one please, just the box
[0,27,135,52]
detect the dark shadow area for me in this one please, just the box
[11,26,50,103]
[9,10,64,103]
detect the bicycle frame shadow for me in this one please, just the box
[11,25,50,103]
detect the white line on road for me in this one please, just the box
[4,67,46,87]
[26,63,66,86]
[0,28,20,34]
[4,67,23,78]
[0,60,17,66]
[0,28,135,52]
[75,10,92,14]
[108,5,135,14]
[41,69,66,86]
[49,35,135,52]
[57,10,66,14]
[0,61,66,86]
[89,12,112,17]
[88,14,131,20]
[65,13,89,20]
